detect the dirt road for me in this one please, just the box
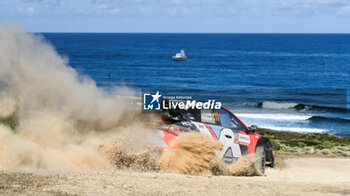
[1,157,349,196]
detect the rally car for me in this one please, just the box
[147,100,274,174]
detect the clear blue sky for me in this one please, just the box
[1,0,350,33]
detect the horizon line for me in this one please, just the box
[34,32,350,34]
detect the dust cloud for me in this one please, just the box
[0,23,146,169]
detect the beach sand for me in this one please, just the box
[1,157,349,196]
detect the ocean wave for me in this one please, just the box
[257,101,348,112]
[308,116,350,124]
[261,126,327,133]
[236,113,311,121]
[293,103,348,113]
[257,101,298,109]
[237,113,350,125]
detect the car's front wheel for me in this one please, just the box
[255,144,266,175]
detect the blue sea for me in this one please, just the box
[42,33,350,137]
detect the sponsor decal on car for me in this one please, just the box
[234,132,250,146]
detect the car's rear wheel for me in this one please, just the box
[255,145,266,175]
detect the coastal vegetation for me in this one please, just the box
[256,128,350,157]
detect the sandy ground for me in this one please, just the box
[1,157,349,196]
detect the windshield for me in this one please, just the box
[184,108,247,131]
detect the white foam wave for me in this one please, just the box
[236,113,311,121]
[261,126,327,133]
[261,101,298,109]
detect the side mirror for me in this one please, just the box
[250,125,258,133]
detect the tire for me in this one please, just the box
[255,145,266,175]
[263,138,274,168]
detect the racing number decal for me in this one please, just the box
[212,111,220,122]
[217,128,242,158]
[192,122,243,158]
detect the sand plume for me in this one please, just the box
[224,154,262,176]
[160,132,223,176]
[160,132,262,176]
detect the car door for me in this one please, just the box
[215,108,250,162]
[184,108,250,162]
[187,108,245,162]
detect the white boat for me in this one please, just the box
[172,49,187,61]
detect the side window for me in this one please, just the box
[200,109,220,125]
[217,109,245,130]
[185,109,201,122]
